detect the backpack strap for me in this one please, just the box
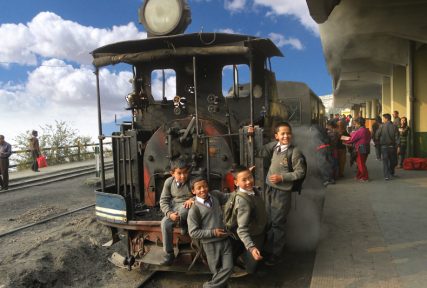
[235,191,255,210]
[287,145,294,172]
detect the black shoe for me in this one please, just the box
[159,253,175,266]
[264,256,281,266]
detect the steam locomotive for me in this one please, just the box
[92,0,319,272]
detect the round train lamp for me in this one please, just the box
[139,0,191,37]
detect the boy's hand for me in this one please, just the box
[269,174,283,184]
[249,247,263,261]
[169,212,180,222]
[213,228,227,238]
[183,198,194,209]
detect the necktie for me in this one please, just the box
[204,198,212,207]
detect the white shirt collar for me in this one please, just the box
[238,187,255,196]
[196,195,212,207]
[275,142,289,153]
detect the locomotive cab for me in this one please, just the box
[92,0,285,272]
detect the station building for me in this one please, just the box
[306,0,427,157]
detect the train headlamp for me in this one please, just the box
[139,0,191,37]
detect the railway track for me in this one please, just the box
[0,163,113,238]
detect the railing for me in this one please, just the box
[9,142,112,170]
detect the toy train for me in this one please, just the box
[92,0,323,272]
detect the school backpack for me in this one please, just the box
[223,191,253,232]
[287,146,307,194]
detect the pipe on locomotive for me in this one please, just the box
[95,68,106,191]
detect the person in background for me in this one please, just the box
[371,116,382,160]
[345,117,371,182]
[336,121,349,178]
[347,115,353,133]
[397,116,410,168]
[326,120,339,180]
[392,110,401,128]
[0,135,12,190]
[375,113,400,180]
[29,130,40,172]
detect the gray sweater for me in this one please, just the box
[159,176,192,216]
[187,190,230,244]
[262,142,306,191]
[235,189,267,250]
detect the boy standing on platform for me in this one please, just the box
[159,158,194,265]
[262,122,306,266]
[232,165,267,274]
[187,177,233,288]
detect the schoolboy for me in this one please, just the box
[232,165,267,274]
[262,122,306,265]
[159,158,194,265]
[187,177,233,288]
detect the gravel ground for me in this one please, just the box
[0,177,323,288]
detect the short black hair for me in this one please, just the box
[382,113,391,121]
[231,165,250,179]
[354,117,365,126]
[274,121,292,133]
[190,176,207,190]
[169,157,190,172]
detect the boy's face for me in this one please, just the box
[192,180,209,199]
[171,167,189,184]
[234,170,254,191]
[275,126,292,145]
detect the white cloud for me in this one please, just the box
[268,32,303,50]
[224,0,247,12]
[0,59,133,144]
[0,12,149,144]
[217,28,238,34]
[253,0,319,35]
[0,12,147,66]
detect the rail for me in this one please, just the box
[9,142,112,169]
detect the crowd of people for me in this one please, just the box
[318,110,410,185]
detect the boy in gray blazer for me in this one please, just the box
[187,177,233,288]
[159,158,194,265]
[262,122,306,266]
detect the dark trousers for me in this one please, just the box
[264,186,291,258]
[202,239,233,288]
[399,145,407,166]
[381,146,397,178]
[31,150,39,171]
[374,144,382,160]
[0,158,9,189]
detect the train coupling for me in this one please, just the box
[109,252,136,271]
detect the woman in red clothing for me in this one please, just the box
[344,117,371,182]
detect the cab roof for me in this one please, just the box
[91,32,283,68]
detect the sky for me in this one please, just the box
[0,0,332,145]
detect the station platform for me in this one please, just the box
[310,154,427,288]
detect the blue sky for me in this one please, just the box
[0,0,331,144]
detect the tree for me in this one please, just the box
[12,121,95,169]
